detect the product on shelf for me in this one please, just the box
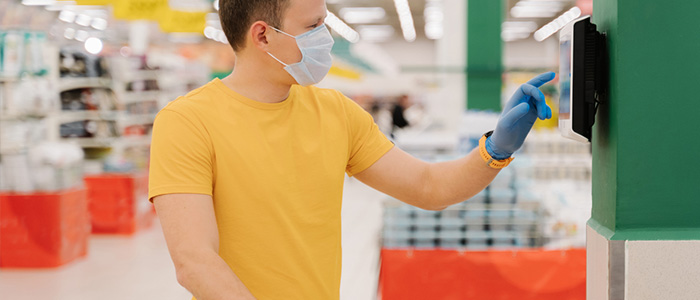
[59,50,108,78]
[383,186,546,250]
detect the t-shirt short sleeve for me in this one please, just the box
[343,94,394,176]
[148,107,214,201]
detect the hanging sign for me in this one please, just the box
[157,9,207,33]
[112,0,168,21]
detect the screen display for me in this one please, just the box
[559,39,572,120]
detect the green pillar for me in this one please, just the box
[466,0,503,111]
[590,0,700,240]
[588,2,700,297]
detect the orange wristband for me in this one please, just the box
[478,132,514,169]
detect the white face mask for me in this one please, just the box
[267,24,335,86]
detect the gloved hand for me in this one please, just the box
[485,72,556,160]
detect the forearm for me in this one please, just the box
[175,250,256,300]
[423,147,501,209]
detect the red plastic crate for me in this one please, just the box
[0,188,90,268]
[380,248,586,300]
[84,173,154,235]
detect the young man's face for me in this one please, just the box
[266,0,328,65]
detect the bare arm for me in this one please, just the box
[354,146,500,211]
[154,194,256,300]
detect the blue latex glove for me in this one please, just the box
[485,72,556,160]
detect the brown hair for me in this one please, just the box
[219,0,291,52]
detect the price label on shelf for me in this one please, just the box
[113,0,168,21]
[157,9,207,33]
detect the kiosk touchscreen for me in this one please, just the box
[558,16,607,143]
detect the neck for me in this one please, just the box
[222,58,292,104]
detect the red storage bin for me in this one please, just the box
[380,248,586,300]
[0,188,90,268]
[84,173,154,235]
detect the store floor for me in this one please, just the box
[0,177,386,300]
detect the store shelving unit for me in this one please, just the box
[58,77,111,92]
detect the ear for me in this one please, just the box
[249,21,271,51]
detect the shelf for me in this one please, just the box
[120,136,152,146]
[0,112,52,121]
[0,76,19,82]
[120,113,157,125]
[118,91,161,104]
[62,137,117,148]
[58,110,120,122]
[113,70,159,82]
[0,144,28,155]
[59,77,112,92]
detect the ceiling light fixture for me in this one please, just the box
[511,0,566,18]
[325,10,360,43]
[393,0,416,42]
[84,37,103,55]
[534,6,582,41]
[424,0,443,40]
[339,7,386,24]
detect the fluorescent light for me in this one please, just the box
[75,14,92,26]
[393,0,416,42]
[22,0,59,5]
[511,0,565,18]
[424,0,443,40]
[502,21,538,33]
[58,10,76,23]
[75,30,89,42]
[325,10,360,43]
[84,37,103,54]
[534,6,582,41]
[91,17,108,30]
[339,7,386,24]
[63,28,75,39]
[357,25,395,42]
[501,31,531,42]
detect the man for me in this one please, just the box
[390,94,411,138]
[148,0,555,299]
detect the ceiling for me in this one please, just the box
[326,0,427,42]
[325,0,578,43]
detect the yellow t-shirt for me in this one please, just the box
[148,79,393,299]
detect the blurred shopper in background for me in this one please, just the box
[391,94,411,138]
[149,0,554,299]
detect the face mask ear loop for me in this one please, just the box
[267,26,295,67]
[270,26,296,39]
[267,52,289,67]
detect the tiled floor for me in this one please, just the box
[0,177,386,300]
[0,220,191,300]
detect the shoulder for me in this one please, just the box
[157,80,221,124]
[162,82,217,114]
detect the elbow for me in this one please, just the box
[172,250,210,290]
[422,204,448,211]
[413,195,449,211]
[174,259,194,289]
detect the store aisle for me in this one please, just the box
[0,220,191,300]
[0,177,387,300]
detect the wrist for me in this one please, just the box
[479,131,514,169]
[483,131,512,160]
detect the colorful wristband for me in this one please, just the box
[479,131,514,169]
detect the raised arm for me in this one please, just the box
[154,194,256,300]
[355,72,556,210]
